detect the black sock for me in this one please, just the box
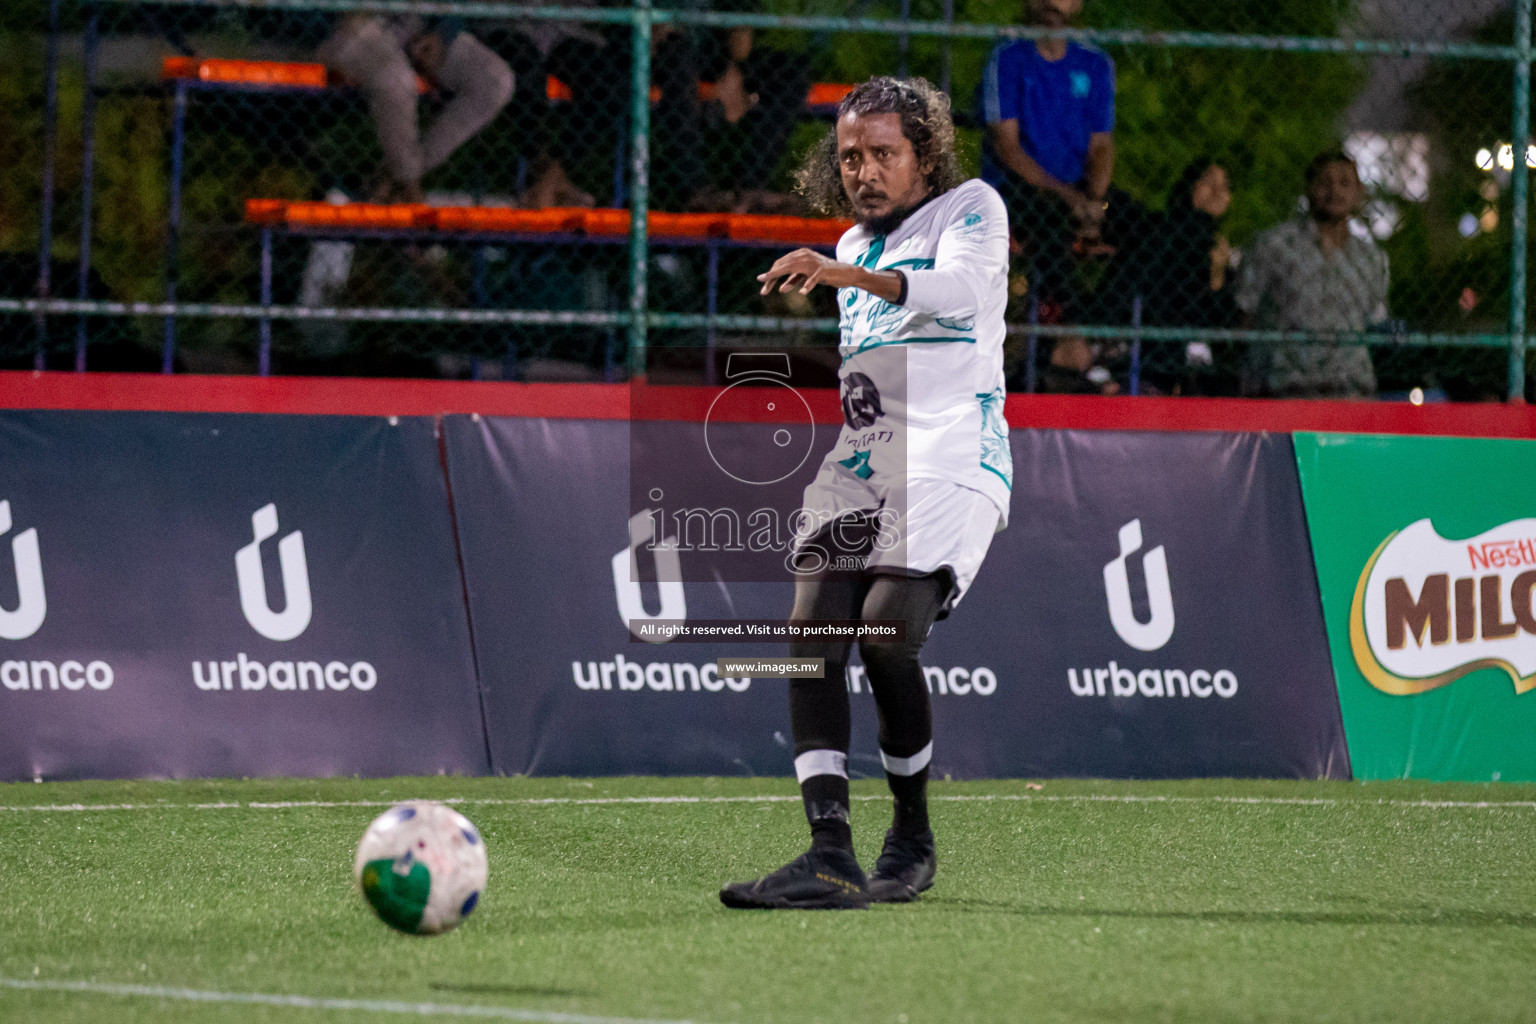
[800,772,853,852]
[860,576,946,840]
[887,765,930,835]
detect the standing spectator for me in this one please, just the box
[980,0,1115,314]
[1235,150,1389,398]
[318,15,514,204]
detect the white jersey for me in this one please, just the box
[825,177,1013,527]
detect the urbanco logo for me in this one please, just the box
[0,500,45,641]
[201,505,375,693]
[1103,519,1175,652]
[236,504,312,641]
[1351,517,1536,696]
[1070,518,1234,700]
[613,509,686,643]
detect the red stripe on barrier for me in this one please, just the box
[1001,393,1536,438]
[0,372,628,419]
[1,372,1533,437]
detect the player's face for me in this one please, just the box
[836,111,932,230]
[1307,161,1362,224]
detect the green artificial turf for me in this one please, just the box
[1,776,1534,1023]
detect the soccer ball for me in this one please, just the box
[354,801,488,935]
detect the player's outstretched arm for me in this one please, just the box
[900,188,1011,320]
[757,248,904,303]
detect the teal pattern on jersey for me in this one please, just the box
[977,388,1012,489]
[837,449,875,480]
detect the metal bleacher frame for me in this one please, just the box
[72,39,856,379]
[245,201,847,379]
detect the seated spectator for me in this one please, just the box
[479,7,610,208]
[980,0,1115,316]
[1141,159,1238,330]
[690,22,811,214]
[485,2,806,212]
[1235,149,1389,398]
[1038,336,1120,395]
[1113,159,1240,393]
[318,14,514,204]
[483,6,707,210]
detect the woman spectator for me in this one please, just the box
[1142,158,1238,329]
[1122,158,1240,393]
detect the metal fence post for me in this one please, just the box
[628,0,653,380]
[941,0,954,95]
[162,79,189,374]
[35,0,62,370]
[1512,0,1533,402]
[76,6,100,371]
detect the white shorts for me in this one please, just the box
[794,468,1002,616]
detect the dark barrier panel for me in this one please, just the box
[932,430,1348,779]
[450,419,1348,779]
[445,414,799,776]
[0,411,487,780]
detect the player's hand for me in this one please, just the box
[757,249,850,296]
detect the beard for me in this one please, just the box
[854,190,934,236]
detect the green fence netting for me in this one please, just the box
[1,0,1532,401]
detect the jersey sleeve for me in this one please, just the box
[900,183,1011,321]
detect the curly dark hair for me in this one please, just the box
[795,76,964,217]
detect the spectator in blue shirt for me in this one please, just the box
[980,0,1115,319]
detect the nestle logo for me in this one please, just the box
[1353,517,1536,697]
[1468,538,1536,571]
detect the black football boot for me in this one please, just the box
[865,828,936,903]
[719,845,870,910]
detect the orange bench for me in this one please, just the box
[162,57,851,112]
[244,198,851,244]
[245,198,850,367]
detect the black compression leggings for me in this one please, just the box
[786,570,949,762]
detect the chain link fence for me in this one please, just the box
[2,0,1533,400]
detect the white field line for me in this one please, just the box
[0,978,717,1024]
[0,793,1534,813]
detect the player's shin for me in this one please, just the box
[794,748,854,851]
[881,741,932,836]
[788,672,855,852]
[860,574,947,839]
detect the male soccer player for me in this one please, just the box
[719,77,1011,910]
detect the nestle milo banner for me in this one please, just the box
[451,417,1346,778]
[1296,432,1536,781]
[0,410,487,781]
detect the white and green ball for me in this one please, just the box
[354,801,488,935]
